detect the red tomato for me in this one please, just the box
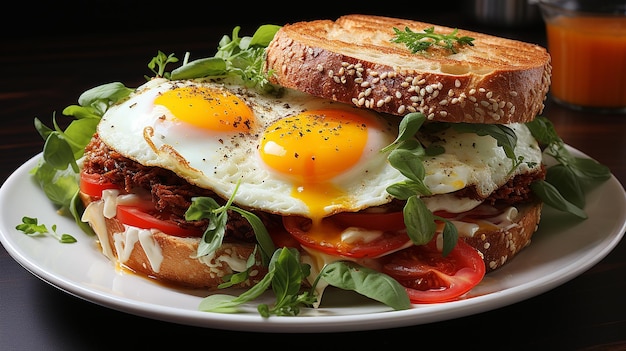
[79,171,119,198]
[380,237,485,303]
[116,205,204,238]
[282,212,411,258]
[81,171,203,237]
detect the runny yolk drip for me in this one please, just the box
[154,86,255,132]
[259,108,374,219]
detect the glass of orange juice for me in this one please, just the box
[539,0,626,113]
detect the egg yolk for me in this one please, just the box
[154,86,255,132]
[259,108,375,218]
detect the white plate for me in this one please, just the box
[1,150,625,333]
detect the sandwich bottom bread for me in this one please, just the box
[31,14,609,313]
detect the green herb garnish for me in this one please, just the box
[527,116,611,218]
[391,26,475,54]
[199,247,315,317]
[184,180,275,265]
[16,217,77,243]
[382,112,458,256]
[27,25,282,240]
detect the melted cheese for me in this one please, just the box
[81,192,248,278]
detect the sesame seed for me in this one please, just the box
[397,105,406,114]
[316,64,323,72]
[455,79,461,88]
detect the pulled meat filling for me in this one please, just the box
[82,134,544,239]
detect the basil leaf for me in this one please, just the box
[170,57,228,80]
[545,164,585,208]
[403,195,436,245]
[231,207,275,265]
[388,148,426,182]
[570,157,611,184]
[453,123,518,161]
[321,261,411,310]
[530,180,587,219]
[196,211,228,257]
[381,112,425,152]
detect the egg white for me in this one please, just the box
[97,78,406,217]
[97,77,543,218]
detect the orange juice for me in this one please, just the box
[545,16,626,109]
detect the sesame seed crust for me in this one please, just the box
[462,201,543,273]
[265,14,552,124]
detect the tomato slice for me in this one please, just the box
[116,205,204,238]
[80,171,119,198]
[282,211,411,258]
[380,237,485,303]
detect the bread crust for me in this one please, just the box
[265,14,552,124]
[462,201,542,272]
[81,193,267,289]
[83,189,541,290]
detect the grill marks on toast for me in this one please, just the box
[265,14,551,124]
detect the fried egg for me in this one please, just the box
[97,78,406,218]
[97,77,543,220]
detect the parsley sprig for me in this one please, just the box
[391,26,475,54]
[16,217,77,243]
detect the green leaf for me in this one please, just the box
[77,82,133,107]
[403,195,437,245]
[170,57,228,80]
[381,112,425,153]
[545,164,585,208]
[248,24,282,47]
[391,26,474,54]
[453,123,519,166]
[43,133,79,173]
[320,261,411,310]
[231,207,275,265]
[531,180,587,219]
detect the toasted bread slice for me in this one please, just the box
[462,201,542,272]
[265,14,552,124]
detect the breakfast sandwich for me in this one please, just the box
[31,15,609,314]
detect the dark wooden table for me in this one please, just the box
[2,6,625,350]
